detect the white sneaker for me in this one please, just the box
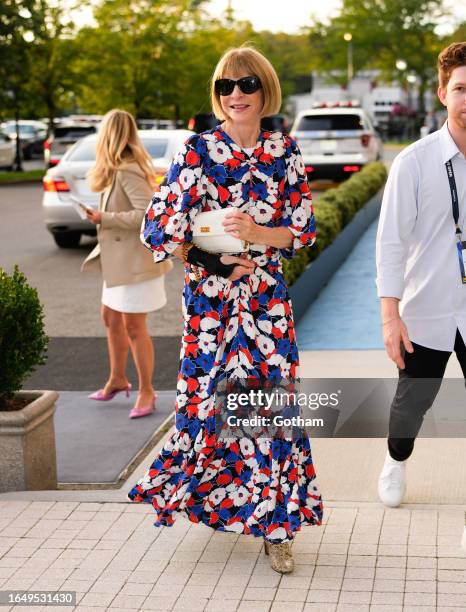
[378,451,407,507]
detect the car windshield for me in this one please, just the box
[66,137,169,162]
[5,124,37,135]
[296,114,364,131]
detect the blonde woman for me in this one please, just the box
[128,48,323,573]
[82,109,172,419]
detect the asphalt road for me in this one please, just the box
[1,183,185,337]
[0,183,185,390]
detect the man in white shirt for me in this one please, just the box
[376,42,466,507]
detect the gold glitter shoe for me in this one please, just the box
[264,540,294,574]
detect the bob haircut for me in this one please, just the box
[88,109,156,193]
[211,46,282,121]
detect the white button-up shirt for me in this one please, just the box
[376,121,466,351]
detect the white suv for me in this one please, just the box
[290,103,383,181]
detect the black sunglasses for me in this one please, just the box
[214,76,262,96]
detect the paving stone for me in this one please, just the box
[179,584,215,599]
[403,592,436,606]
[345,556,376,568]
[242,587,276,601]
[270,602,304,612]
[247,573,280,588]
[344,566,375,579]
[109,594,147,609]
[185,574,221,588]
[438,581,466,594]
[79,591,116,607]
[405,567,436,581]
[306,589,339,603]
[437,593,466,607]
[338,590,371,604]
[407,556,437,569]
[212,585,246,600]
[406,545,437,557]
[316,555,347,566]
[274,588,308,602]
[310,576,343,590]
[217,574,250,587]
[370,591,403,605]
[313,566,345,579]
[277,575,312,589]
[143,594,178,610]
[372,578,405,592]
[205,600,240,612]
[237,601,271,612]
[438,557,466,570]
[375,567,405,580]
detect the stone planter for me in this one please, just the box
[0,390,58,492]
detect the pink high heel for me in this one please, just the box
[88,383,132,401]
[129,395,157,419]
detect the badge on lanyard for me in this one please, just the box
[457,239,466,284]
[445,160,466,284]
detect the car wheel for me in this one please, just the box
[53,231,82,248]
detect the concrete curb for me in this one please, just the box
[290,187,383,324]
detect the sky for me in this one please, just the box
[71,0,342,31]
[205,0,342,32]
[71,0,465,34]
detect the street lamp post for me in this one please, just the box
[5,87,23,173]
[343,32,353,88]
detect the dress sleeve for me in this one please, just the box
[140,134,207,262]
[279,136,316,259]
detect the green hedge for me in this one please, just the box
[283,162,387,286]
[0,169,45,184]
[0,266,49,405]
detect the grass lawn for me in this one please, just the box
[384,140,415,147]
[0,169,45,184]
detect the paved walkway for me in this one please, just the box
[1,499,466,612]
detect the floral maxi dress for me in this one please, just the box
[128,127,323,543]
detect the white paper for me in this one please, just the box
[69,195,90,220]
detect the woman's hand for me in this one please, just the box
[85,208,102,225]
[223,210,261,243]
[220,255,256,281]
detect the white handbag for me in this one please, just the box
[192,208,248,254]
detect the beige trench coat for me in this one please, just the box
[81,162,172,288]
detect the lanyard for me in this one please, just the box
[445,159,462,238]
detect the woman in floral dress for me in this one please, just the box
[128,46,323,574]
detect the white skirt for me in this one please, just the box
[101,276,167,313]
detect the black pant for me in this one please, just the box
[388,329,466,461]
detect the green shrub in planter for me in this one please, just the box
[282,161,387,286]
[0,266,49,407]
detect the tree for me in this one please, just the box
[0,0,37,167]
[27,0,77,132]
[73,0,208,119]
[308,0,449,114]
